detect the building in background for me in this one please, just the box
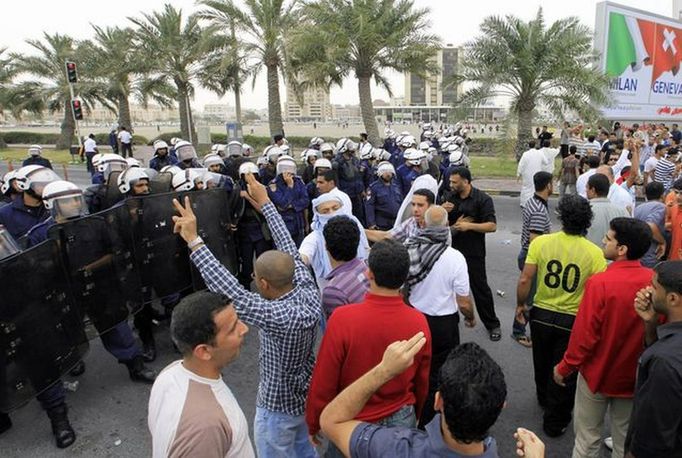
[404,44,461,107]
[202,104,237,121]
[285,83,332,121]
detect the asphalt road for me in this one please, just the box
[1,196,612,458]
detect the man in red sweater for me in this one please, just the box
[305,239,431,457]
[553,217,654,458]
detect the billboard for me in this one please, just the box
[595,2,682,120]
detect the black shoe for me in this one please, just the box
[46,404,76,449]
[69,361,85,377]
[489,327,502,342]
[141,338,157,363]
[0,412,12,435]
[124,355,157,384]
[543,424,568,438]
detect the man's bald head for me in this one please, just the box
[596,165,614,183]
[424,205,448,227]
[255,250,294,289]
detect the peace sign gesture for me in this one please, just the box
[172,196,199,244]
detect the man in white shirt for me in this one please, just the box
[596,165,634,215]
[83,133,98,175]
[148,291,254,458]
[576,156,600,199]
[517,140,553,207]
[117,126,134,158]
[644,145,665,186]
[406,205,474,427]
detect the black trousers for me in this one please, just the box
[530,307,578,433]
[419,312,460,428]
[464,255,500,330]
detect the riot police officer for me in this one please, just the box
[21,145,53,169]
[365,161,403,230]
[396,148,428,195]
[333,138,366,225]
[175,141,202,169]
[300,148,320,184]
[83,153,128,214]
[259,145,284,185]
[149,140,178,171]
[267,156,309,246]
[235,161,273,287]
[0,165,59,238]
[223,141,250,181]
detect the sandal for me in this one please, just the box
[512,334,532,348]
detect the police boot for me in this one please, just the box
[46,404,76,449]
[0,412,12,435]
[124,355,156,384]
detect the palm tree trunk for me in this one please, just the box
[266,63,284,138]
[57,100,75,150]
[516,109,534,161]
[117,93,132,132]
[176,82,197,144]
[357,75,380,146]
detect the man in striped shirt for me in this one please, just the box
[513,171,553,347]
[321,216,370,318]
[654,148,678,191]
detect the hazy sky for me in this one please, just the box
[0,0,673,109]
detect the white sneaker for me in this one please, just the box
[603,437,613,451]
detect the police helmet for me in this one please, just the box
[28,145,42,157]
[117,167,150,194]
[313,158,332,172]
[42,180,87,219]
[175,141,198,162]
[276,156,297,176]
[227,141,243,157]
[239,161,259,177]
[14,165,60,195]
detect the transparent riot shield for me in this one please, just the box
[179,188,239,289]
[47,207,144,337]
[150,172,173,194]
[126,192,193,298]
[103,170,125,210]
[0,240,89,412]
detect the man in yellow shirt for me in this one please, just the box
[516,195,607,437]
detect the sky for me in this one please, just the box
[0,0,674,110]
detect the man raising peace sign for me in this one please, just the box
[172,173,321,458]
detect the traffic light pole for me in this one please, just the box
[65,59,82,148]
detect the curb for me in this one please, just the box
[480,188,647,202]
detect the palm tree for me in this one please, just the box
[447,9,611,160]
[197,0,299,138]
[0,48,16,113]
[129,4,213,143]
[196,9,258,127]
[80,25,176,132]
[12,33,113,149]
[290,0,440,144]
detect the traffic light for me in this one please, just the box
[65,61,77,83]
[71,99,83,120]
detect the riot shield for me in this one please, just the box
[103,170,125,210]
[47,207,144,337]
[0,240,89,412]
[126,192,193,298]
[150,172,172,194]
[179,188,239,289]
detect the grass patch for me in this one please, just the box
[469,155,518,178]
[0,148,83,166]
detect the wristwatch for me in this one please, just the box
[188,236,204,250]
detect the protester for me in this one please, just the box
[554,218,653,457]
[517,195,607,437]
[666,179,682,261]
[172,173,320,457]
[148,291,254,458]
[513,171,553,347]
[305,239,431,457]
[405,205,475,426]
[634,182,667,268]
[517,140,552,207]
[320,215,370,319]
[365,188,434,243]
[558,145,580,198]
[585,173,629,246]
[626,261,682,456]
[442,166,502,341]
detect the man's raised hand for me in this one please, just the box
[172,196,199,243]
[379,332,426,379]
[245,173,270,209]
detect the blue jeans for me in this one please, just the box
[324,405,415,458]
[514,248,537,337]
[254,407,317,458]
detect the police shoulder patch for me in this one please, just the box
[269,183,277,192]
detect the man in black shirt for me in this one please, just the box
[440,166,501,341]
[626,260,682,457]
